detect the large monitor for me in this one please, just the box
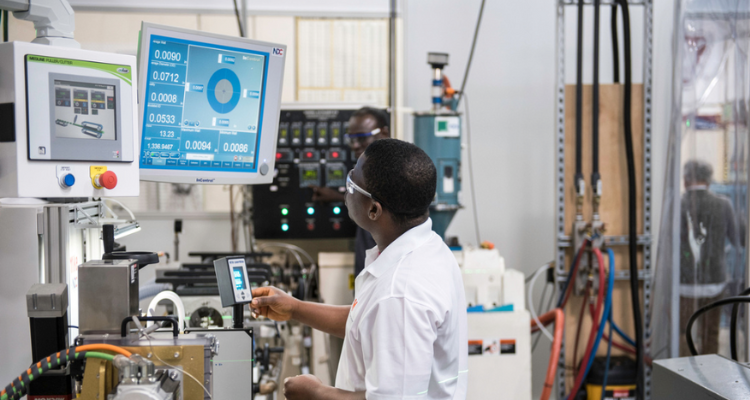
[137,23,286,184]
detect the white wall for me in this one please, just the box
[403,0,674,398]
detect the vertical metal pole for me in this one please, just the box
[668,0,684,361]
[389,0,397,136]
[555,0,567,397]
[37,211,46,284]
[233,304,244,328]
[642,1,654,398]
[43,206,67,285]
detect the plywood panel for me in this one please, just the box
[563,84,644,236]
[559,84,646,387]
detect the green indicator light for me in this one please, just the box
[686,120,691,127]
[333,206,341,215]
[281,208,289,216]
[281,223,289,232]
[307,207,315,215]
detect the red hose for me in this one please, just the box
[567,247,606,398]
[560,239,589,309]
[572,284,590,370]
[531,308,564,400]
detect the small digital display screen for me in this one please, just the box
[54,80,117,140]
[329,169,344,180]
[232,267,246,291]
[140,35,269,173]
[304,169,318,180]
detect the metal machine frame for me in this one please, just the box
[554,0,654,398]
[653,354,750,400]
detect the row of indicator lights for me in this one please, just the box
[280,222,341,231]
[275,150,343,160]
[280,206,341,216]
[279,206,343,232]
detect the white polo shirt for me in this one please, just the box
[335,219,468,399]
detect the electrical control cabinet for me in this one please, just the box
[253,106,386,239]
[413,112,462,238]
[0,41,140,198]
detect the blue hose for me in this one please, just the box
[582,248,615,378]
[601,248,615,399]
[565,248,614,400]
[611,320,636,347]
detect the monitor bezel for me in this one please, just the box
[137,22,285,185]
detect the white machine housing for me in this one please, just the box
[0,41,140,198]
[455,248,532,400]
[455,248,525,310]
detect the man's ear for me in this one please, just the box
[369,201,383,221]
[381,125,390,138]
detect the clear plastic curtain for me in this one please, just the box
[652,0,750,361]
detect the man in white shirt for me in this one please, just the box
[250,139,468,400]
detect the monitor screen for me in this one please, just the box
[25,56,133,163]
[138,23,286,184]
[54,80,117,141]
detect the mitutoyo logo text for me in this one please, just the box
[196,178,215,183]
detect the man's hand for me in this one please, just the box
[284,374,323,400]
[311,186,346,203]
[250,286,298,322]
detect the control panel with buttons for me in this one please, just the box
[0,42,140,198]
[252,107,387,239]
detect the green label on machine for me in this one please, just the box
[26,55,133,85]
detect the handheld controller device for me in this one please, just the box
[213,257,253,308]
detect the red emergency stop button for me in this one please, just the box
[96,171,118,189]
[333,222,341,230]
[307,223,315,231]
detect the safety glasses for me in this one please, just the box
[344,128,381,146]
[346,170,374,199]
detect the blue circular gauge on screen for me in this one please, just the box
[207,68,242,114]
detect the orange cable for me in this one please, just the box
[531,308,564,400]
[75,344,131,357]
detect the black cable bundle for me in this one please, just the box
[574,0,585,196]
[592,0,601,192]
[3,347,82,400]
[611,5,619,83]
[614,0,643,398]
